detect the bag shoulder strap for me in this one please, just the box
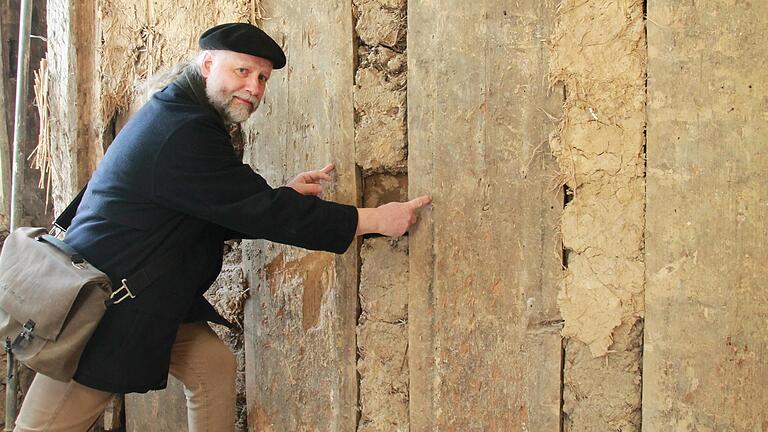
[108,246,184,305]
[53,184,88,232]
[47,182,185,306]
[37,234,85,265]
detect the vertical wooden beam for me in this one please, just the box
[0,17,10,228]
[242,0,358,430]
[644,1,768,429]
[408,1,563,430]
[46,0,100,212]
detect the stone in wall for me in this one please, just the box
[357,237,409,432]
[354,60,407,174]
[354,0,407,48]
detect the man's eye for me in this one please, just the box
[259,75,268,83]
[236,68,248,75]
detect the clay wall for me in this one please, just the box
[9,0,765,430]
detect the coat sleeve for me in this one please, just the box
[152,117,358,254]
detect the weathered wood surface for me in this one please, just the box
[47,0,102,215]
[125,376,187,431]
[408,1,564,430]
[242,0,359,430]
[0,13,10,224]
[644,2,768,430]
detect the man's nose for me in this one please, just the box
[244,77,264,98]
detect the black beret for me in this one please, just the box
[199,23,286,69]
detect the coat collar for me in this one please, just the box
[173,65,226,124]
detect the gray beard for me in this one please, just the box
[205,86,260,124]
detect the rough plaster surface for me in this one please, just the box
[563,321,643,431]
[357,238,409,432]
[98,0,261,125]
[362,174,407,208]
[353,0,406,48]
[408,1,564,429]
[206,241,249,328]
[354,53,407,174]
[359,238,408,323]
[549,0,646,430]
[354,2,410,429]
[357,321,409,432]
[644,1,768,430]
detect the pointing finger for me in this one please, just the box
[305,171,332,182]
[408,195,433,209]
[320,164,335,175]
[314,171,332,182]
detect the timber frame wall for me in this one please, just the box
[14,0,766,431]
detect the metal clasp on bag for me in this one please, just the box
[6,320,36,352]
[110,279,135,304]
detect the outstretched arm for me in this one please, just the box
[356,196,432,237]
[288,164,432,237]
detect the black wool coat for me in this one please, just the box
[64,70,358,393]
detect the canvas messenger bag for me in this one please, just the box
[0,227,111,381]
[0,186,180,382]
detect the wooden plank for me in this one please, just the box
[242,0,358,430]
[408,1,563,430]
[644,2,768,430]
[46,0,100,213]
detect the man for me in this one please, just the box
[15,23,430,431]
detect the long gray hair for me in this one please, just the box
[129,60,204,114]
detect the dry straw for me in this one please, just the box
[30,57,51,208]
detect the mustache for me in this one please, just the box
[230,91,259,108]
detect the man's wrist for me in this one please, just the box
[356,208,380,236]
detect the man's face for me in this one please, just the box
[201,50,274,124]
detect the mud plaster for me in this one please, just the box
[357,238,409,432]
[206,241,250,328]
[550,0,646,358]
[354,60,407,174]
[550,0,646,430]
[353,0,407,48]
[98,0,262,135]
[353,1,410,429]
[362,174,408,208]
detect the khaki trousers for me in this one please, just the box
[14,322,236,432]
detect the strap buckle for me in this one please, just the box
[110,279,135,304]
[6,320,36,353]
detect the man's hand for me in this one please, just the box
[287,164,335,196]
[356,195,433,237]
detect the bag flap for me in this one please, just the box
[0,227,112,340]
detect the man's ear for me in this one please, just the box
[200,52,214,78]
